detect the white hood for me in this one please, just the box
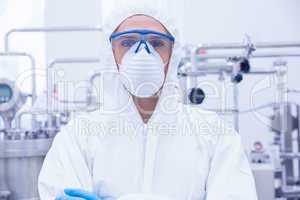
[98,2,183,116]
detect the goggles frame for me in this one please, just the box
[110,29,175,62]
[110,29,175,43]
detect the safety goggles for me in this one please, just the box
[110,29,175,63]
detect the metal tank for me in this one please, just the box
[0,55,100,200]
[0,134,54,200]
[0,78,58,200]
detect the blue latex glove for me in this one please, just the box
[55,188,101,200]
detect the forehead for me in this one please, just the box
[115,15,168,34]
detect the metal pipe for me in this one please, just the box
[196,43,252,50]
[88,72,102,97]
[196,41,300,50]
[195,52,300,60]
[89,72,102,87]
[46,58,101,127]
[178,62,232,76]
[281,186,300,198]
[281,153,300,159]
[276,62,289,188]
[196,63,233,72]
[180,56,283,77]
[233,83,239,132]
[246,70,277,75]
[205,109,239,114]
[179,71,219,77]
[287,89,300,94]
[204,102,299,115]
[297,105,300,188]
[86,72,102,108]
[241,102,299,113]
[48,58,100,66]
[14,110,45,130]
[4,26,103,52]
[252,52,300,58]
[180,68,278,77]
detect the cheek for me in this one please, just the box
[117,54,125,65]
[112,50,123,70]
[164,63,169,78]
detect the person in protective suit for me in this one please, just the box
[38,3,258,200]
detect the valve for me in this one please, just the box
[188,88,205,104]
[231,73,243,83]
[240,58,250,73]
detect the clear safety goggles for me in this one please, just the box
[110,29,175,62]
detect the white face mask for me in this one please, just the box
[118,42,165,98]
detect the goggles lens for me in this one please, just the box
[110,29,175,63]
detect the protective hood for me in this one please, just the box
[99,3,183,116]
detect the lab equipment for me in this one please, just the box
[0,52,36,105]
[188,87,205,104]
[0,59,100,200]
[0,78,54,200]
[0,79,27,129]
[47,58,101,111]
[233,102,300,200]
[252,163,275,200]
[0,26,103,200]
[250,141,271,164]
[118,42,165,97]
[0,83,12,104]
[179,38,300,200]
[0,51,56,200]
[179,37,300,131]
[270,103,300,199]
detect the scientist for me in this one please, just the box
[38,5,258,200]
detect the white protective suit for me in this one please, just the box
[38,3,258,200]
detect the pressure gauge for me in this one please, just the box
[0,83,13,104]
[0,79,27,130]
[0,79,24,113]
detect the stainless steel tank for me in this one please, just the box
[0,132,54,200]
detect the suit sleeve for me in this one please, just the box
[205,124,258,200]
[38,118,93,200]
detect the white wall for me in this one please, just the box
[44,0,103,104]
[0,0,45,95]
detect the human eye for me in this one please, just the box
[149,39,165,48]
[120,36,137,48]
[120,39,137,47]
